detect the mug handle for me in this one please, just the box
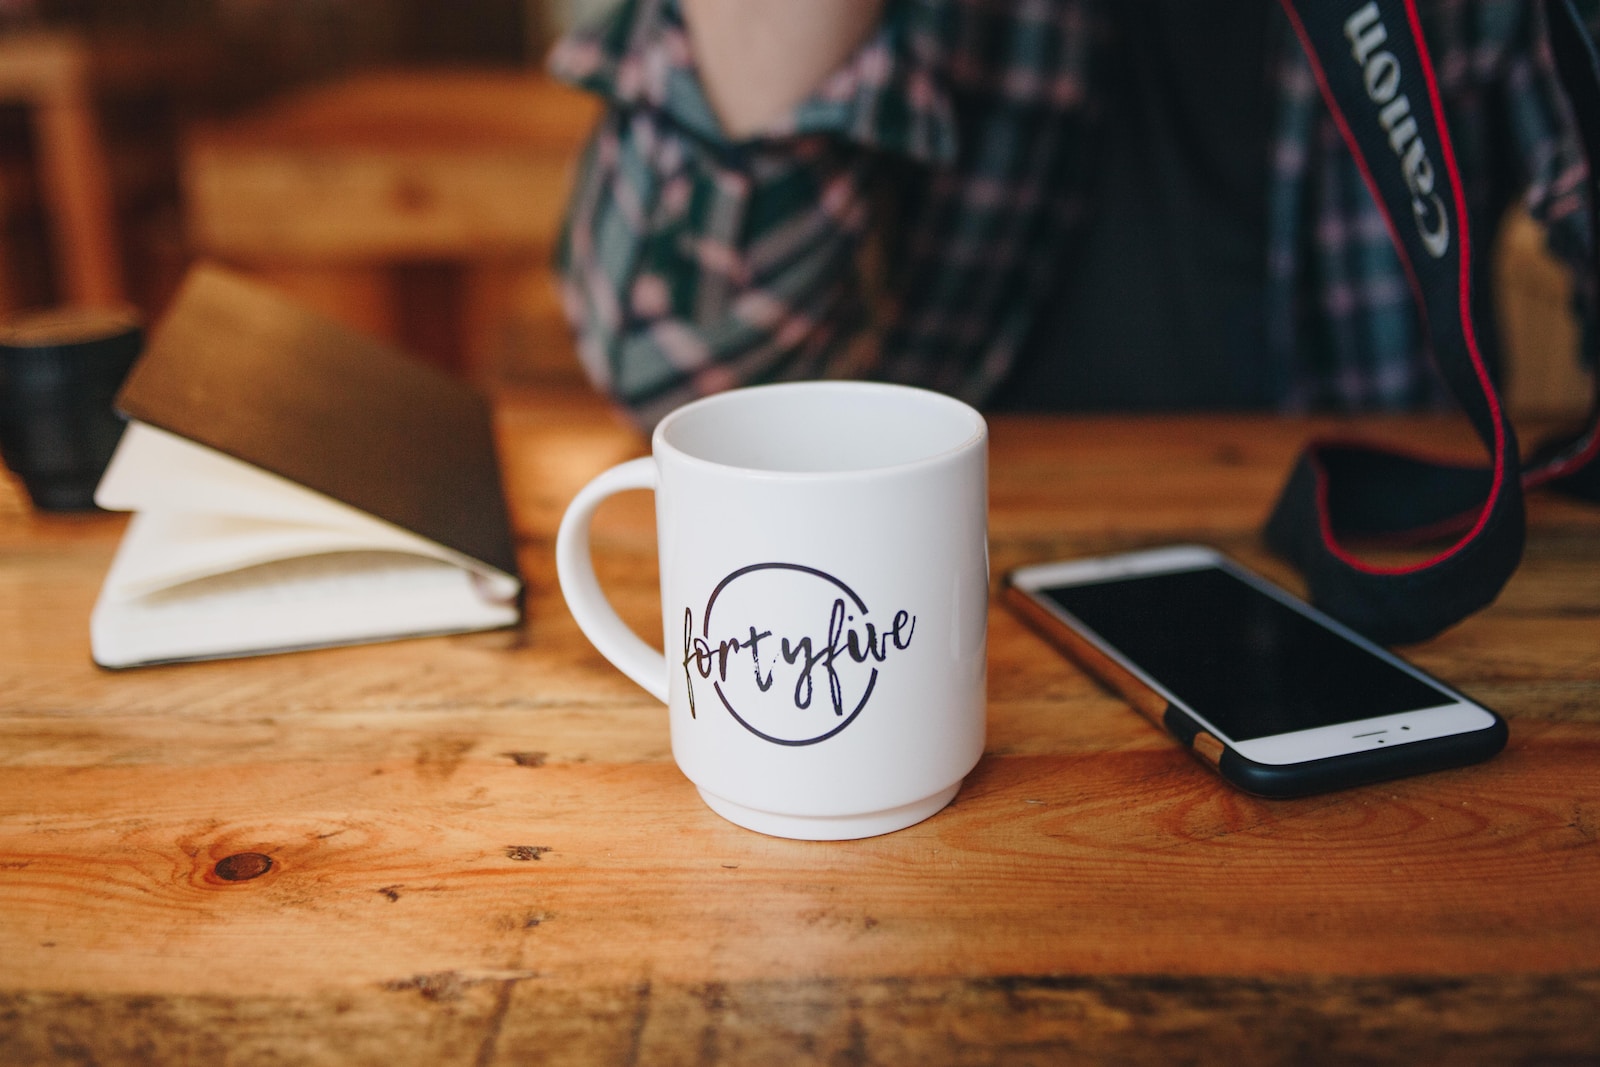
[555,457,669,703]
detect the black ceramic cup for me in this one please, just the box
[0,307,143,511]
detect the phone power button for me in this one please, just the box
[1192,732,1225,767]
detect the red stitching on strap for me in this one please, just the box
[1277,0,1511,577]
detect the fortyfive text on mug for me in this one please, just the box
[681,563,917,746]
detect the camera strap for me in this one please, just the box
[1264,0,1600,644]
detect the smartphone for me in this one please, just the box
[1002,544,1507,798]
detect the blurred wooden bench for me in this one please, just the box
[182,71,600,383]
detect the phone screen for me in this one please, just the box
[1038,566,1455,741]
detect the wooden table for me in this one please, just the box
[2,387,1598,1064]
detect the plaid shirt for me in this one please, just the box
[551,0,1595,427]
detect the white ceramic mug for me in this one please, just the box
[556,381,988,840]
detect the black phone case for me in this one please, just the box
[1001,575,1510,798]
[1159,703,1508,799]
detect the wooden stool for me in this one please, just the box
[0,31,124,311]
[182,70,600,383]
[1494,206,1593,423]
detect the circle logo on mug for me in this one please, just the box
[680,563,917,746]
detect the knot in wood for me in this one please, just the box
[213,852,273,881]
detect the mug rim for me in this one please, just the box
[651,380,987,480]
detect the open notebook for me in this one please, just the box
[90,265,522,668]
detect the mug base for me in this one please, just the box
[696,783,961,841]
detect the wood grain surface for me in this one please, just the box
[2,386,1597,1065]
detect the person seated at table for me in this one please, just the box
[549,0,1596,428]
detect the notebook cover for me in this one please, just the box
[114,264,519,580]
